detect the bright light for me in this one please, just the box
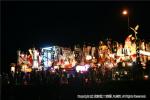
[48,61,52,67]
[21,54,24,58]
[109,54,115,58]
[84,64,90,70]
[76,65,84,72]
[32,60,38,68]
[21,64,28,72]
[29,49,32,55]
[39,56,42,63]
[108,63,114,69]
[54,66,59,69]
[97,63,101,67]
[51,67,54,70]
[64,61,69,65]
[139,50,150,56]
[76,65,89,73]
[144,75,149,80]
[11,67,15,72]
[135,24,139,31]
[42,47,53,50]
[63,69,66,72]
[122,10,128,15]
[86,55,92,60]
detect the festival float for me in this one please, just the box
[10,28,150,77]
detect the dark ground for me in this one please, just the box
[2,80,150,100]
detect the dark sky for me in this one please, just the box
[1,1,150,72]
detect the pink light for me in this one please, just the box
[63,69,66,72]
[21,54,24,58]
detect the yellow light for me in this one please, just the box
[122,10,128,15]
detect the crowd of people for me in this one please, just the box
[3,60,150,87]
[3,66,110,86]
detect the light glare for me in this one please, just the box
[122,10,128,15]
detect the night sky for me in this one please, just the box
[2,1,150,72]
